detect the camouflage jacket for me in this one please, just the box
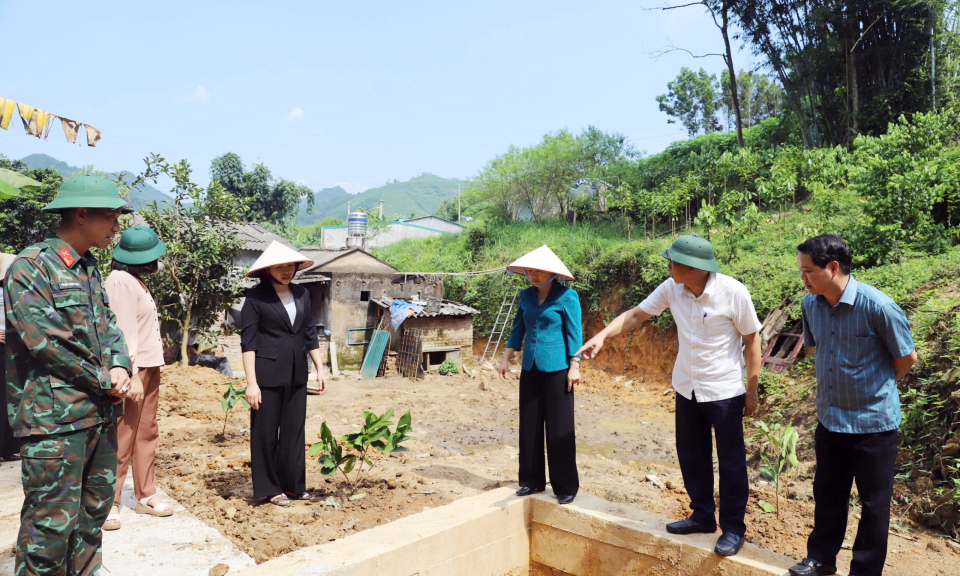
[4,235,131,437]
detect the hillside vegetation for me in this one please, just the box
[20,153,172,211]
[294,174,464,225]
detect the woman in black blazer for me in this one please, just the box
[241,242,328,506]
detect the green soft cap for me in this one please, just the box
[661,234,720,272]
[42,175,133,213]
[112,226,167,265]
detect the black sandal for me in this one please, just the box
[285,491,311,501]
[269,494,293,507]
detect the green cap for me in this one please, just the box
[113,226,167,265]
[42,175,133,213]
[661,234,720,272]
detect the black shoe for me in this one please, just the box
[714,532,744,556]
[788,558,837,576]
[1,453,19,461]
[557,494,575,505]
[666,517,717,535]
[516,486,544,496]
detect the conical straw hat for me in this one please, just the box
[246,241,315,278]
[506,245,575,281]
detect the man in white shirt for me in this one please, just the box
[578,235,762,556]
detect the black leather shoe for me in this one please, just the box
[665,518,717,535]
[557,494,575,505]
[1,453,20,461]
[788,558,837,576]
[515,487,544,496]
[714,532,744,556]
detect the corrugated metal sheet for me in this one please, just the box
[370,296,477,318]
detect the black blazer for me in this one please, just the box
[240,282,320,387]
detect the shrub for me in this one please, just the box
[438,358,460,375]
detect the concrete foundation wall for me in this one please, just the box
[234,488,796,576]
[230,488,529,576]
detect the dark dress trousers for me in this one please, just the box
[506,283,583,498]
[241,281,319,497]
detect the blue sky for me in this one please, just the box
[1,1,754,194]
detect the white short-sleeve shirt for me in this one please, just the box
[638,272,762,402]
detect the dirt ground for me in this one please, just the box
[153,350,960,573]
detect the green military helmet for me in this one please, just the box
[112,226,166,265]
[662,234,721,272]
[42,175,134,213]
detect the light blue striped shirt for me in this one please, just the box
[801,276,914,434]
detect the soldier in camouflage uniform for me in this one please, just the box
[4,175,133,576]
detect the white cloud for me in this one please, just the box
[287,107,304,122]
[334,182,369,194]
[183,85,210,103]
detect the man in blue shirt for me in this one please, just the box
[790,235,916,576]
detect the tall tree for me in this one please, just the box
[732,0,945,146]
[651,1,746,146]
[0,158,61,254]
[137,156,248,362]
[656,67,723,136]
[210,152,314,225]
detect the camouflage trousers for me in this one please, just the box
[17,421,118,576]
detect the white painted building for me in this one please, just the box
[320,216,464,249]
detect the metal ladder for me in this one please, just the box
[479,289,519,368]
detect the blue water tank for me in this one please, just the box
[348,211,368,237]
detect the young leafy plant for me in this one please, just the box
[310,409,413,495]
[755,420,800,518]
[219,378,248,435]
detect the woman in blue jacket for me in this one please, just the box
[497,245,582,504]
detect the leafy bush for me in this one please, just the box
[438,358,460,375]
[309,409,413,496]
[848,109,960,266]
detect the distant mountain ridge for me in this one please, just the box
[297,174,463,225]
[20,153,172,210]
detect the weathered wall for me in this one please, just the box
[322,222,449,249]
[404,216,465,233]
[325,273,444,368]
[403,315,474,367]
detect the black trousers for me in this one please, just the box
[518,366,579,497]
[0,343,18,457]
[807,422,897,576]
[250,384,307,498]
[675,391,748,537]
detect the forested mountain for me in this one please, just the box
[20,153,172,210]
[295,174,463,225]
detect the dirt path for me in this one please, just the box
[153,362,960,573]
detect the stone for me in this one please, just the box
[209,564,230,576]
[927,541,943,552]
[645,474,665,489]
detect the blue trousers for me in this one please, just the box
[675,391,748,537]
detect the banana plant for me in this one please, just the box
[310,409,413,495]
[755,420,800,518]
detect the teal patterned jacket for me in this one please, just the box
[4,235,131,437]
